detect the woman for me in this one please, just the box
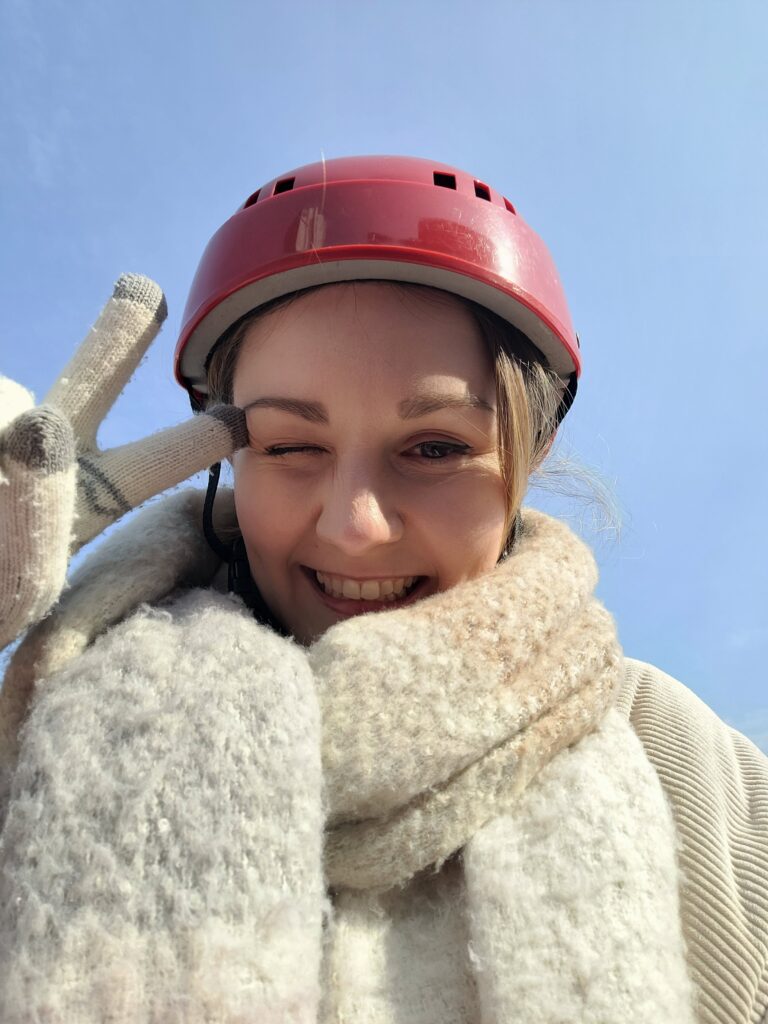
[0,156,766,1024]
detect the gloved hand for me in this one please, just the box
[0,274,247,650]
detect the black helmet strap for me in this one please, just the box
[202,462,288,635]
[202,462,232,563]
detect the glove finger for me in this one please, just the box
[43,275,167,451]
[72,406,248,549]
[0,407,76,649]
[0,378,35,431]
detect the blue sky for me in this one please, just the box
[1,1,766,746]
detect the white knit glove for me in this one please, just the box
[0,274,247,650]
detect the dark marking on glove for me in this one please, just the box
[112,274,168,325]
[207,405,249,451]
[1,407,75,473]
[77,455,132,518]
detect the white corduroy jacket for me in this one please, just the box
[0,491,766,1024]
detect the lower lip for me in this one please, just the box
[302,567,430,615]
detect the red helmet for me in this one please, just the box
[175,155,580,414]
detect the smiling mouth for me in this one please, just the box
[302,567,426,605]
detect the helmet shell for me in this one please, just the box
[175,155,580,406]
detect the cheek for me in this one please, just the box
[454,501,508,565]
[431,463,506,523]
[232,456,301,564]
[415,471,508,574]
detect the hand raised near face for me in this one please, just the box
[0,274,247,651]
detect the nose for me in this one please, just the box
[314,465,404,554]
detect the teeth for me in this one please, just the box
[315,572,418,602]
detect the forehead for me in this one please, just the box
[232,282,494,401]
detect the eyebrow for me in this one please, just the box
[242,397,329,423]
[398,391,495,418]
[242,390,495,424]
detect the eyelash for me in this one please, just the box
[263,441,471,461]
[410,441,470,460]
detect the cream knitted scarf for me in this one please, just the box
[0,495,694,1022]
[317,508,621,891]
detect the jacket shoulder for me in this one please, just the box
[617,656,768,777]
[617,658,768,1024]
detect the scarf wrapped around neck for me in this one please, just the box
[0,496,694,1023]
[318,508,622,890]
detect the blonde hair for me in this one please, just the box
[206,284,566,555]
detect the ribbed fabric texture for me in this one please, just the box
[617,660,768,1024]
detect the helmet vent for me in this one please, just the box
[504,197,517,215]
[433,171,457,189]
[243,189,261,208]
[274,177,296,195]
[474,181,491,201]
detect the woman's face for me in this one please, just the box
[231,282,508,644]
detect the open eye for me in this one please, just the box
[409,440,470,460]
